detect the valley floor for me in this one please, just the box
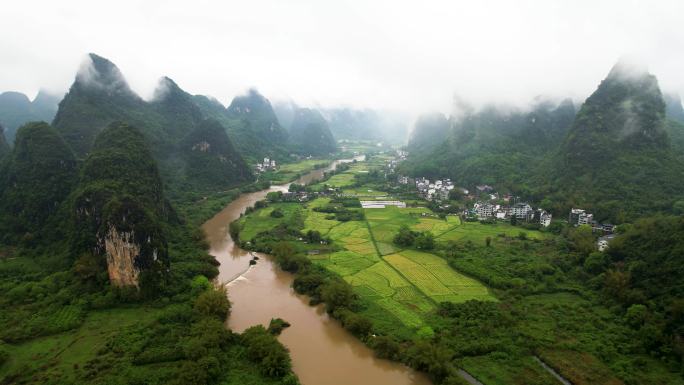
[236,153,684,385]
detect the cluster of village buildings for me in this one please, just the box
[471,201,553,227]
[255,157,277,173]
[385,151,407,175]
[386,151,620,250]
[397,176,460,201]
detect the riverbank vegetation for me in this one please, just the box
[233,154,684,385]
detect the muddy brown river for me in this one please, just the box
[202,158,432,385]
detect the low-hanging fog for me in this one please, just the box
[1,0,683,116]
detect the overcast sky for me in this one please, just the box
[1,0,683,114]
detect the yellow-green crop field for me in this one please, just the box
[365,207,462,253]
[437,221,548,244]
[257,200,494,332]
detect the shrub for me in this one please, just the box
[268,318,291,335]
[320,280,356,313]
[194,287,231,321]
[270,208,284,218]
[242,325,292,377]
[370,335,400,360]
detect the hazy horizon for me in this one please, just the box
[2,0,684,115]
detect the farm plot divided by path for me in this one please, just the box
[307,203,496,330]
[383,250,495,304]
[437,221,547,243]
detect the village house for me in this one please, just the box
[511,202,534,220]
[495,208,508,219]
[255,157,277,172]
[597,234,617,251]
[569,208,593,226]
[474,202,495,218]
[476,184,494,193]
[534,209,553,227]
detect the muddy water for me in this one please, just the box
[202,158,431,385]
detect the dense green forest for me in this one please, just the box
[178,118,253,191]
[401,61,684,222]
[0,122,78,244]
[0,125,9,159]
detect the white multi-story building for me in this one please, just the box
[474,202,495,218]
[569,208,593,226]
[537,209,552,227]
[511,203,533,220]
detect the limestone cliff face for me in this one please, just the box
[103,226,142,288]
[83,196,168,289]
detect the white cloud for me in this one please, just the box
[0,0,683,114]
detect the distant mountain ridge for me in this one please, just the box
[403,60,684,221]
[544,60,684,220]
[401,98,576,192]
[53,53,253,193]
[0,90,60,143]
[181,88,293,163]
[556,61,669,175]
[227,88,289,143]
[407,112,450,152]
[287,107,337,156]
[321,108,410,144]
